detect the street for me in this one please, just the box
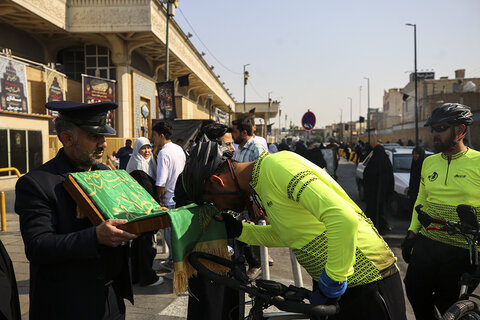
[1,157,415,319]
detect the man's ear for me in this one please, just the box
[208,174,225,188]
[455,124,467,137]
[59,131,74,148]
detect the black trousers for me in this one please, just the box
[102,284,125,320]
[130,231,158,286]
[404,235,477,320]
[314,272,406,320]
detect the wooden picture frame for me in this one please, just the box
[64,174,170,234]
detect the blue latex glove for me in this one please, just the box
[317,270,347,299]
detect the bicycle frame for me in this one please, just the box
[188,251,338,320]
[416,205,480,304]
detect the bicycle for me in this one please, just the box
[415,204,480,320]
[188,251,339,320]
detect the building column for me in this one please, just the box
[115,64,131,137]
[105,34,132,138]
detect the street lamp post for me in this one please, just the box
[243,64,250,113]
[267,91,273,139]
[164,0,178,81]
[406,23,419,146]
[348,97,353,143]
[359,85,362,135]
[278,108,281,142]
[363,77,370,144]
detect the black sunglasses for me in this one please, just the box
[430,124,451,133]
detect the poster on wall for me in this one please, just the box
[82,74,116,129]
[45,69,66,135]
[0,56,29,113]
[215,107,229,125]
[156,81,176,119]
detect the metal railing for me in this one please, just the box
[0,167,21,231]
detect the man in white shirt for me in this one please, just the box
[153,121,186,207]
[152,121,186,267]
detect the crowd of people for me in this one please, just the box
[0,100,477,320]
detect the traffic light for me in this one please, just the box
[359,116,365,123]
[244,71,250,85]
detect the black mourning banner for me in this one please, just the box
[0,58,29,113]
[156,81,177,119]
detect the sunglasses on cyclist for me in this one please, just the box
[430,124,451,133]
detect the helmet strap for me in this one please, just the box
[204,159,242,197]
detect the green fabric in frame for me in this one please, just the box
[70,170,167,221]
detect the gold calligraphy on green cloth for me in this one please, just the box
[70,170,166,221]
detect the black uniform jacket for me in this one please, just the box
[15,148,133,320]
[0,239,21,320]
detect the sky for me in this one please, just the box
[173,0,480,129]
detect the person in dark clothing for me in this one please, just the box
[397,139,404,146]
[305,142,327,169]
[116,139,133,170]
[277,139,290,151]
[354,141,364,165]
[407,139,415,146]
[15,101,136,320]
[407,146,426,213]
[180,122,242,320]
[126,137,164,287]
[0,239,21,320]
[294,140,308,157]
[363,144,394,234]
[362,142,373,162]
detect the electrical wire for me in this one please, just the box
[177,8,242,75]
[247,78,267,100]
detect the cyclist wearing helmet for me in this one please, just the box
[183,140,407,319]
[403,103,480,319]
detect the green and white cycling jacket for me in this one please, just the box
[409,148,480,249]
[237,151,397,287]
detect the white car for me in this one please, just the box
[356,146,433,216]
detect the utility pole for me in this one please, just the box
[364,77,370,144]
[406,23,419,146]
[164,0,179,81]
[243,64,250,113]
[348,97,353,143]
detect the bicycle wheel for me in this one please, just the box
[442,300,480,320]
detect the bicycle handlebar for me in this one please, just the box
[188,251,339,317]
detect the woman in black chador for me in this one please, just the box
[407,146,426,212]
[363,144,394,234]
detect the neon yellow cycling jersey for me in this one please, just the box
[409,148,480,249]
[237,151,397,287]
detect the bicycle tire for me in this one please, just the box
[442,300,480,320]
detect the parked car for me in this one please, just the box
[356,146,433,216]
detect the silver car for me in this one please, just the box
[356,146,433,216]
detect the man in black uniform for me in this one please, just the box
[15,101,137,320]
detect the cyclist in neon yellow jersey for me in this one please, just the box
[182,139,407,319]
[402,103,480,320]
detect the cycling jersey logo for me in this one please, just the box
[428,172,438,182]
[267,201,273,207]
[454,174,466,178]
